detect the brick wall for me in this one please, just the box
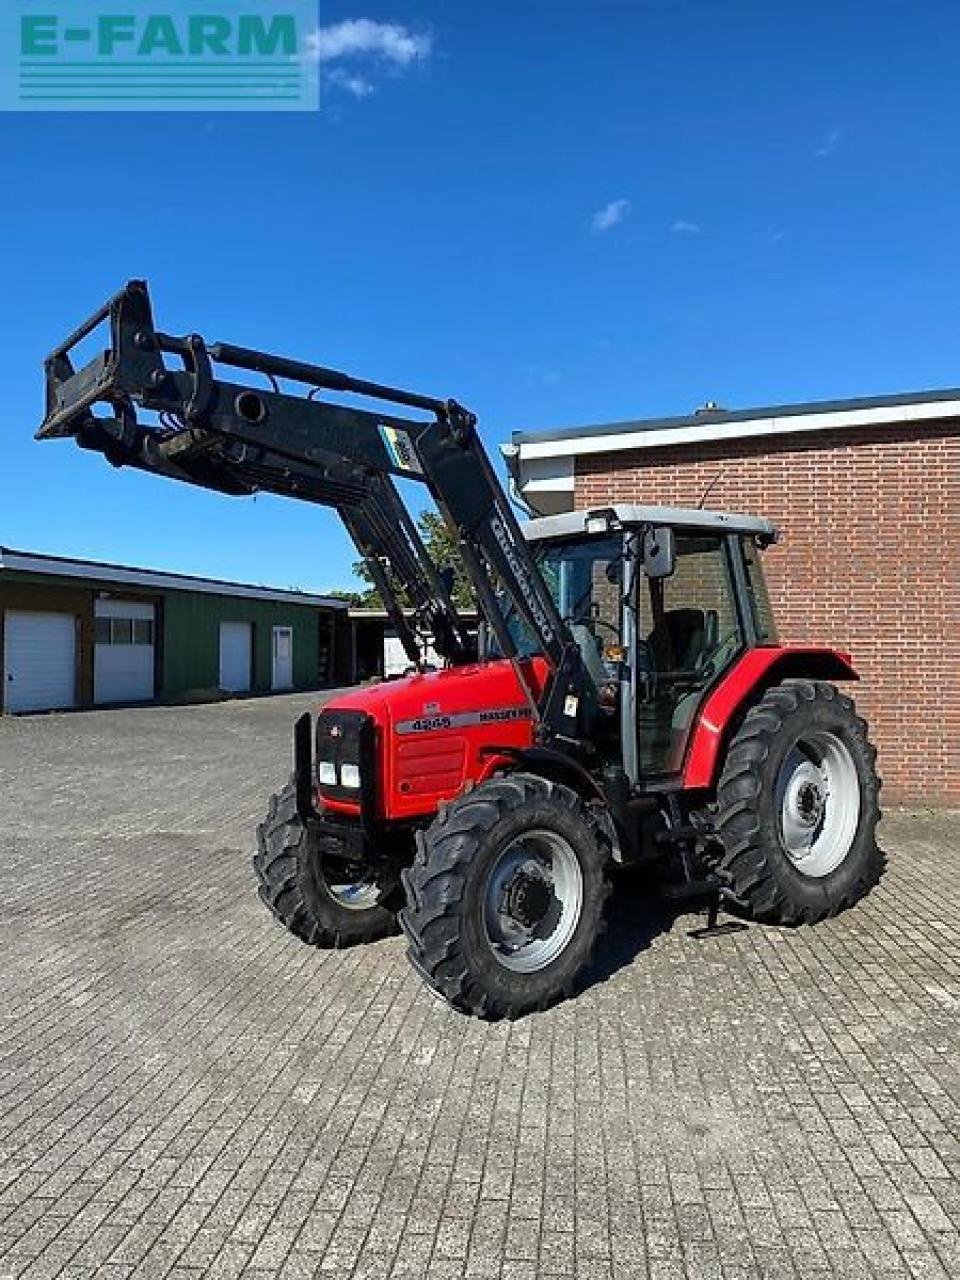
[575,423,960,804]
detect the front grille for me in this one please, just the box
[315,709,375,805]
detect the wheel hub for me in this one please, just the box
[502,868,553,929]
[482,830,585,974]
[322,855,385,911]
[777,732,861,878]
[794,779,825,827]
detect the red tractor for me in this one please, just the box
[39,282,883,1018]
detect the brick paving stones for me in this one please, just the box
[0,693,957,1278]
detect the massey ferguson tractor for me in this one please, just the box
[38,281,883,1018]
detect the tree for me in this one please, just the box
[416,511,475,609]
[326,587,366,607]
[347,509,474,610]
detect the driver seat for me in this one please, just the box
[640,608,720,773]
[647,608,719,674]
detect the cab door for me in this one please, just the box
[635,533,744,778]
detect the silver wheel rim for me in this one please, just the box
[324,862,383,911]
[482,829,583,974]
[776,730,861,878]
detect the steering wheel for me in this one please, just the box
[578,617,619,644]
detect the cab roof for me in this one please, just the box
[522,503,778,543]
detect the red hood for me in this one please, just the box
[317,657,549,821]
[321,657,549,731]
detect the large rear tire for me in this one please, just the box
[254,782,399,948]
[714,680,883,924]
[400,774,611,1019]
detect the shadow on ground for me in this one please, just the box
[578,869,689,994]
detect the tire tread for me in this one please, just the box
[399,774,611,1019]
[253,781,398,949]
[713,679,884,925]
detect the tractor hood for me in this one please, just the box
[322,657,549,728]
[319,658,550,820]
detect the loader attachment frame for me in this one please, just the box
[38,280,598,748]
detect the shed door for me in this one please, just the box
[219,621,252,693]
[383,631,408,678]
[3,611,77,713]
[271,626,293,691]
[94,600,156,705]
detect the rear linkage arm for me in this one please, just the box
[37,279,598,749]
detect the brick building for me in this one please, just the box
[507,389,960,804]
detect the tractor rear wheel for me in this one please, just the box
[399,774,611,1019]
[714,680,883,924]
[254,781,399,948]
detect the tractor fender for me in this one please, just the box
[683,646,859,791]
[480,743,607,804]
[480,743,625,863]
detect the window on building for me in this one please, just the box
[95,616,155,646]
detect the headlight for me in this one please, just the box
[339,763,361,789]
[314,710,371,800]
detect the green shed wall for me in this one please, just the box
[161,592,322,695]
[1,566,336,705]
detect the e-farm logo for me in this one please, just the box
[3,1,319,110]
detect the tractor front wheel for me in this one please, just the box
[400,774,611,1019]
[254,782,399,948]
[714,680,883,924]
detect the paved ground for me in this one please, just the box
[0,693,958,1280]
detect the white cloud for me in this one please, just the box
[671,219,701,235]
[815,128,841,158]
[591,199,631,234]
[307,19,432,66]
[327,68,375,97]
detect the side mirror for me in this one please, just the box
[643,526,676,579]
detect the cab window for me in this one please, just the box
[502,536,624,684]
[742,537,779,644]
[636,533,742,775]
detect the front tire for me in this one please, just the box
[254,782,398,948]
[400,774,611,1019]
[714,680,883,924]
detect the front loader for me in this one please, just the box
[38,281,883,1018]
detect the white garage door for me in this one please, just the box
[219,621,252,693]
[3,611,77,713]
[94,600,156,705]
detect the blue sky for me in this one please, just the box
[3,0,960,592]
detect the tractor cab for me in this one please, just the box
[517,503,779,781]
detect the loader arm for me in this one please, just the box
[67,405,443,670]
[37,280,596,746]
